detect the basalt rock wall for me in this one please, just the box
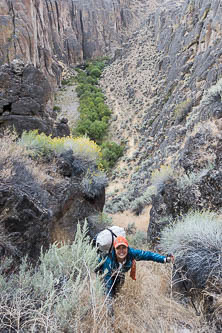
[0,59,70,135]
[145,0,222,240]
[0,0,137,87]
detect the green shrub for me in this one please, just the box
[174,98,192,123]
[61,77,76,86]
[125,222,137,235]
[75,70,98,85]
[89,120,108,141]
[76,83,93,97]
[19,130,52,157]
[74,60,111,144]
[53,105,61,112]
[75,119,108,142]
[88,66,102,78]
[100,142,124,170]
[160,210,222,289]
[74,59,122,169]
[87,212,112,232]
[86,58,108,72]
[177,164,214,189]
[127,230,147,248]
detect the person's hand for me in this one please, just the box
[166,253,174,264]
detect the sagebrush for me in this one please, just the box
[0,222,112,332]
[201,78,222,106]
[160,210,222,289]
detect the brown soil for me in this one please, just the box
[110,205,151,232]
[55,85,80,128]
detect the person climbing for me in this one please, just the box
[99,235,174,299]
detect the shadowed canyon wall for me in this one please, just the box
[0,0,143,86]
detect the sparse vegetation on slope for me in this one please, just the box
[201,78,222,106]
[0,220,204,333]
[0,222,108,332]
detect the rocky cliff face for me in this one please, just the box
[0,0,150,86]
[0,144,105,262]
[147,0,222,238]
[102,0,222,234]
[0,59,70,135]
[0,0,153,262]
[100,2,222,325]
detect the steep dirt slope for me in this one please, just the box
[100,0,222,225]
[99,1,179,218]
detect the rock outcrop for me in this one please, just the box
[0,59,70,135]
[0,0,152,86]
[0,147,105,262]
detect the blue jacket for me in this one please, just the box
[100,247,166,297]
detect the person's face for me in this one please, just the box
[115,245,128,262]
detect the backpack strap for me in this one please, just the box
[106,228,117,254]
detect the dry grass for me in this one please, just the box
[0,131,63,187]
[61,261,201,333]
[110,262,201,333]
[109,206,151,233]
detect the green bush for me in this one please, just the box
[74,60,111,142]
[100,142,124,170]
[19,130,52,157]
[127,230,147,248]
[61,77,76,86]
[174,98,192,123]
[53,105,61,112]
[130,186,156,214]
[87,212,113,232]
[125,222,137,235]
[177,164,214,189]
[74,59,122,169]
[75,119,108,141]
[76,83,99,97]
[86,58,108,71]
[88,66,102,78]
[75,71,98,85]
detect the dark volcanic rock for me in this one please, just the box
[0,151,105,262]
[0,59,70,137]
[0,0,146,86]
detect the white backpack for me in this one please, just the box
[95,226,126,254]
